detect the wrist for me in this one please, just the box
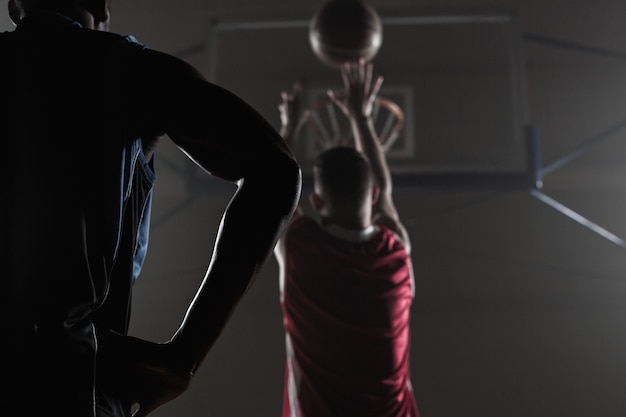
[167,335,200,374]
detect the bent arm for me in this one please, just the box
[136,50,302,373]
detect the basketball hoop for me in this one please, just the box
[302,1,401,152]
[302,94,405,152]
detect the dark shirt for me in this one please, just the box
[1,11,154,416]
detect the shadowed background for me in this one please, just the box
[3,1,626,416]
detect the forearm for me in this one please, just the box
[169,156,301,373]
[350,114,392,195]
[351,114,408,244]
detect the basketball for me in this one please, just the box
[309,0,383,68]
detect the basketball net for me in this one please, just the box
[301,92,405,153]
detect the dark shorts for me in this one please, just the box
[3,321,130,417]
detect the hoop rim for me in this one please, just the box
[302,94,405,151]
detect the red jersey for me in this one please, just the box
[281,215,420,417]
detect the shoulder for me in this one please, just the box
[133,41,204,82]
[100,33,149,67]
[286,214,317,234]
[107,34,149,57]
[275,214,316,261]
[373,214,411,254]
[281,215,320,248]
[121,34,146,48]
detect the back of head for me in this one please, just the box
[12,0,73,13]
[10,0,110,28]
[313,146,373,210]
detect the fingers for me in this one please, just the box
[361,60,380,96]
[279,84,302,121]
[339,61,351,87]
[360,58,368,85]
[132,402,159,417]
[340,59,379,89]
[281,82,302,104]
[327,88,337,103]
[132,408,149,417]
[371,74,384,99]
[131,405,146,417]
[327,88,348,116]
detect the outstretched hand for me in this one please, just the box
[328,58,383,120]
[98,331,194,417]
[278,82,308,141]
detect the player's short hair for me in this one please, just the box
[312,146,373,208]
[13,0,104,13]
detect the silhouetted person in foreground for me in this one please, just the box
[0,0,302,416]
[275,60,420,416]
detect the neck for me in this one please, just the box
[320,214,368,230]
[320,221,379,242]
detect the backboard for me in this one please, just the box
[205,12,530,189]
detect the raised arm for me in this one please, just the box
[277,82,308,217]
[328,59,411,253]
[273,83,308,297]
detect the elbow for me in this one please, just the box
[233,149,302,219]
[265,154,303,211]
[282,157,303,216]
[282,156,303,205]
